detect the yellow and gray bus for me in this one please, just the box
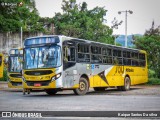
[0,53,4,78]
[22,35,148,95]
[8,49,23,88]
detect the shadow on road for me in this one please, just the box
[87,87,143,95]
[0,84,149,97]
[19,87,144,97]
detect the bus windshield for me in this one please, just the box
[9,56,22,72]
[24,45,61,69]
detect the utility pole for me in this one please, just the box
[118,10,133,47]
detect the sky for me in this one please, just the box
[34,0,160,35]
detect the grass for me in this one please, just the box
[147,78,160,85]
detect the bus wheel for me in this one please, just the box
[73,77,89,95]
[45,89,57,95]
[93,87,106,91]
[121,77,130,91]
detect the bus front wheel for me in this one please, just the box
[45,89,57,95]
[73,77,89,95]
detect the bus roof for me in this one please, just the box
[24,35,146,53]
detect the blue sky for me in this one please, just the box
[34,0,160,35]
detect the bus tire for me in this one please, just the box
[73,77,89,95]
[93,87,106,91]
[45,89,57,95]
[121,77,130,91]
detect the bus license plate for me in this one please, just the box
[34,83,41,87]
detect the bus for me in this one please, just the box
[0,53,4,78]
[8,49,23,88]
[22,35,148,95]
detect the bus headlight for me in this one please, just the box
[51,73,61,81]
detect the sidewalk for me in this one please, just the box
[0,81,8,90]
[0,81,7,84]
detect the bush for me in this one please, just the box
[147,78,160,85]
[148,69,156,78]
[0,68,8,81]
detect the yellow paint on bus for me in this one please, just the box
[0,53,4,78]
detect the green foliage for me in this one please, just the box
[148,69,156,78]
[54,0,114,44]
[0,68,7,81]
[116,43,122,46]
[134,22,160,78]
[147,78,160,85]
[39,17,54,34]
[0,0,44,33]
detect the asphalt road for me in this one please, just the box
[0,84,160,119]
[0,85,160,111]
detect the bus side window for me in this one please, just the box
[69,47,75,61]
[123,51,131,66]
[77,43,90,62]
[63,46,75,62]
[113,49,122,65]
[139,53,146,67]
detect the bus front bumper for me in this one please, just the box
[22,80,57,89]
[8,81,22,88]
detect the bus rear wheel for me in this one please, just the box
[93,87,107,91]
[122,77,130,91]
[45,89,57,95]
[73,77,89,95]
[117,77,131,91]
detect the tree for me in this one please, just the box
[0,0,44,33]
[54,0,114,44]
[134,21,160,78]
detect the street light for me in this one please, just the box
[118,10,133,47]
[18,2,23,48]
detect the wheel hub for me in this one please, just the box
[80,82,85,91]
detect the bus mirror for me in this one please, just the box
[18,48,23,50]
[20,70,22,76]
[64,46,68,62]
[4,57,8,65]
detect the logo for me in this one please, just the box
[2,112,11,117]
[1,112,42,118]
[126,68,134,72]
